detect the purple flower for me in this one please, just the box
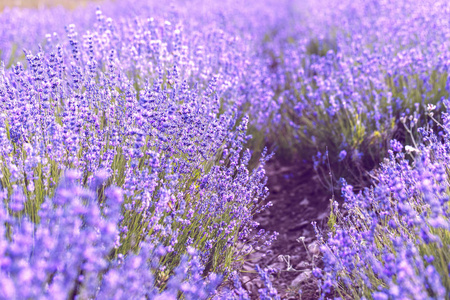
[338,150,347,161]
[390,139,403,152]
[9,186,25,212]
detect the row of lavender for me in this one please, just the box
[0,0,290,298]
[262,0,450,188]
[288,0,450,299]
[315,110,450,299]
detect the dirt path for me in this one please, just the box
[241,159,332,300]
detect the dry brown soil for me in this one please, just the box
[239,158,332,300]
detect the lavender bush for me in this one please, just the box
[0,170,224,299]
[0,1,284,298]
[315,104,450,299]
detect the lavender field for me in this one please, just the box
[0,0,450,299]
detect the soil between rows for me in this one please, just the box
[239,158,332,300]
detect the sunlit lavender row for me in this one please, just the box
[1,0,450,299]
[0,0,287,298]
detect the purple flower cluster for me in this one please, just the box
[0,170,223,299]
[315,104,450,298]
[0,0,290,123]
